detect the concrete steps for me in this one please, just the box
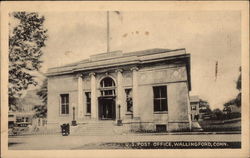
[70,121,126,136]
[191,121,203,132]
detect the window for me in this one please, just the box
[60,94,69,114]
[153,86,168,112]
[85,92,91,113]
[125,89,133,112]
[101,90,115,96]
[16,117,22,122]
[100,77,115,87]
[199,109,209,113]
[191,106,196,110]
[100,77,116,97]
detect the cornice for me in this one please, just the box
[46,49,189,77]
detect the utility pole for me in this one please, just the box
[215,61,218,81]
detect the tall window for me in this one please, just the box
[100,77,116,96]
[153,86,168,112]
[85,92,91,113]
[60,94,69,114]
[125,89,133,112]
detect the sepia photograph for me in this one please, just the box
[1,1,249,158]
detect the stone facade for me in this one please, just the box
[46,48,192,132]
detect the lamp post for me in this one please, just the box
[117,104,122,126]
[72,106,77,126]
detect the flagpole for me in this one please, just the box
[215,61,218,81]
[107,11,110,53]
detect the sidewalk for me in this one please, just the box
[15,130,241,137]
[8,133,241,150]
[145,131,241,136]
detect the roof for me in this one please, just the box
[50,48,172,69]
[47,48,188,76]
[190,96,200,102]
[123,48,171,57]
[47,48,191,90]
[8,111,35,116]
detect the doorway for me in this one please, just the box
[98,97,116,120]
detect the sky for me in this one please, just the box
[37,11,241,110]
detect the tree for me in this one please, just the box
[9,12,48,110]
[35,78,48,118]
[199,99,212,113]
[36,78,47,105]
[33,105,47,118]
[223,66,241,108]
[212,108,223,120]
[236,67,241,91]
[235,67,241,107]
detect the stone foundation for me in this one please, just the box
[168,122,191,132]
[47,120,191,134]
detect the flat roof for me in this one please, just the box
[46,48,191,90]
[47,48,188,76]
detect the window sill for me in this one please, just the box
[125,112,133,115]
[85,113,91,116]
[98,86,116,90]
[59,114,70,117]
[154,111,168,114]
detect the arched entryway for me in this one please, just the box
[98,77,116,120]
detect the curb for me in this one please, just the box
[131,131,241,136]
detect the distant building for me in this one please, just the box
[190,96,200,121]
[46,48,192,132]
[8,111,34,127]
[8,90,45,127]
[190,96,211,121]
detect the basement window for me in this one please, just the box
[156,125,167,132]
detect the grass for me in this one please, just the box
[199,118,241,132]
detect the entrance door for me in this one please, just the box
[98,97,116,120]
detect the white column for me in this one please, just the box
[116,69,124,120]
[89,72,97,119]
[77,74,84,119]
[131,67,139,118]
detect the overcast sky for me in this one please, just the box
[39,11,241,110]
